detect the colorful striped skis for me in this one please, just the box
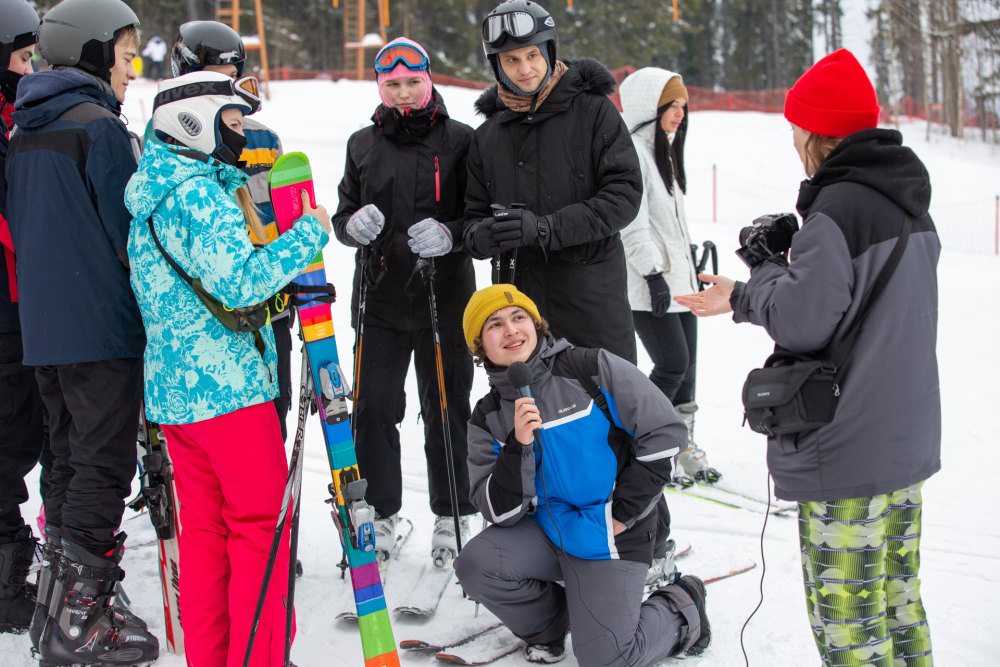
[268,152,400,667]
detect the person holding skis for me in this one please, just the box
[126,71,331,667]
[618,71,721,484]
[454,284,710,665]
[0,0,44,636]
[462,0,642,364]
[168,20,299,443]
[675,49,939,667]
[332,37,477,566]
[4,0,160,662]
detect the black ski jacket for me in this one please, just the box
[730,129,941,501]
[333,90,475,331]
[465,58,642,363]
[462,59,643,364]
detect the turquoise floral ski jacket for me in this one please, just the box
[126,141,328,424]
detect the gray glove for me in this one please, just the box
[346,204,385,245]
[407,218,453,257]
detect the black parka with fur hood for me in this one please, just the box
[462,59,642,363]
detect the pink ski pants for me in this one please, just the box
[163,401,295,667]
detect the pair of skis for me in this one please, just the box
[666,480,797,516]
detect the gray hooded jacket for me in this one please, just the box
[731,129,941,502]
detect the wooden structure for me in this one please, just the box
[216,0,271,98]
[334,0,389,80]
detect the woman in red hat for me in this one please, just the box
[675,49,939,666]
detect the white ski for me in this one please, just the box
[393,565,454,616]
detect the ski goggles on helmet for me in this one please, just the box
[172,41,246,77]
[482,11,543,46]
[374,43,429,74]
[233,75,262,113]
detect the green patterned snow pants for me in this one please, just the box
[798,482,933,667]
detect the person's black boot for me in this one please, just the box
[29,526,62,649]
[36,533,158,666]
[676,575,711,656]
[0,526,38,634]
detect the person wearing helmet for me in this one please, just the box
[4,0,159,663]
[125,71,331,667]
[462,0,642,365]
[164,21,297,445]
[0,0,45,636]
[332,37,477,567]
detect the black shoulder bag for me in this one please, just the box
[741,215,912,437]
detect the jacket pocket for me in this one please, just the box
[558,238,609,266]
[571,148,586,200]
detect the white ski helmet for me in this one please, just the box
[152,70,260,157]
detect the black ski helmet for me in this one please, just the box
[171,21,246,78]
[37,0,139,76]
[0,0,40,75]
[482,0,557,79]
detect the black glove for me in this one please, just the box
[490,208,550,253]
[645,273,671,318]
[465,219,502,258]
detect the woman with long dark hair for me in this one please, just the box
[619,68,720,486]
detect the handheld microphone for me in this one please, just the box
[506,361,534,400]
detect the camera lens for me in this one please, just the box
[739,226,754,247]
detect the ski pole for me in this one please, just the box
[244,357,312,667]
[423,259,464,558]
[352,244,370,442]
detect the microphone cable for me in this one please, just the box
[739,472,773,667]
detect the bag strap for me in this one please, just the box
[828,215,912,369]
[147,216,197,287]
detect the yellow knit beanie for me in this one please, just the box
[462,284,542,351]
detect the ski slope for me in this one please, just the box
[4,78,998,667]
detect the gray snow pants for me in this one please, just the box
[454,518,701,667]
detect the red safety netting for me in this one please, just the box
[608,66,787,113]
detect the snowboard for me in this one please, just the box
[269,152,400,667]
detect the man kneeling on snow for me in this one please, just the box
[454,284,711,666]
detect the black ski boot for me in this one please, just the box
[0,526,38,634]
[30,526,63,649]
[676,575,711,656]
[36,533,158,666]
[524,627,569,664]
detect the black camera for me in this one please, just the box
[735,213,800,269]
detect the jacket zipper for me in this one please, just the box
[434,155,441,203]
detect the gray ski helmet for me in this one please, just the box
[482,0,557,71]
[38,0,139,75]
[171,21,246,78]
[0,0,40,74]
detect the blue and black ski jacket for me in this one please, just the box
[467,337,685,564]
[5,69,144,365]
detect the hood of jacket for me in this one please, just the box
[619,67,681,145]
[474,58,617,119]
[372,87,451,144]
[797,128,931,219]
[125,140,249,222]
[484,336,574,401]
[11,69,120,129]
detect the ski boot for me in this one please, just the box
[645,538,678,590]
[431,515,470,569]
[650,575,710,657]
[29,526,62,650]
[35,532,158,666]
[524,626,568,664]
[0,526,38,634]
[674,402,722,484]
[372,513,397,564]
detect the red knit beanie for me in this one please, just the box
[784,49,880,137]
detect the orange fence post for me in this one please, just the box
[712,165,717,223]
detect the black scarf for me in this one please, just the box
[372,91,446,145]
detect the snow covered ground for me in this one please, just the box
[4,78,999,666]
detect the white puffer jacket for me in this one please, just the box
[619,68,698,313]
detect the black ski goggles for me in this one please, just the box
[482,11,551,46]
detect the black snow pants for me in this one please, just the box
[0,332,46,541]
[35,357,143,556]
[455,518,702,667]
[353,324,476,519]
[632,311,698,406]
[271,312,294,443]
